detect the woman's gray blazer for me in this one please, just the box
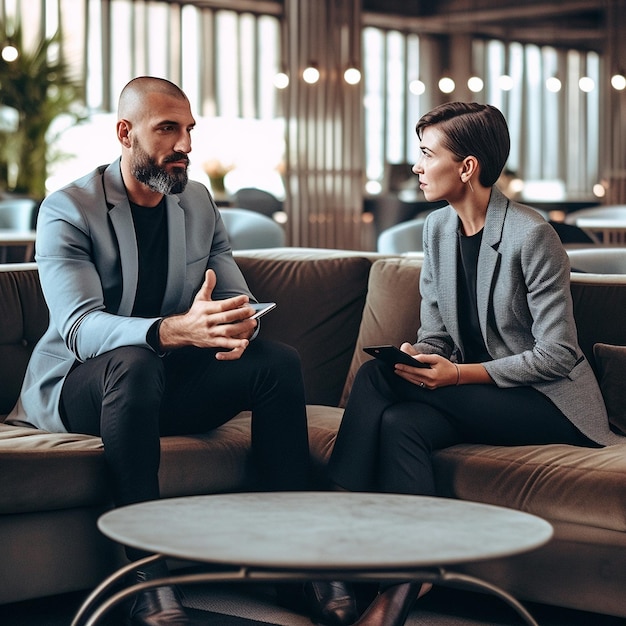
[9,159,254,433]
[415,186,622,445]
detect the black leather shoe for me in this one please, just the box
[128,586,194,625]
[127,564,201,625]
[303,581,359,626]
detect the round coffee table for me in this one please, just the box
[72,492,553,626]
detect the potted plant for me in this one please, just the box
[0,21,85,200]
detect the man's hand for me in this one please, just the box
[157,269,257,359]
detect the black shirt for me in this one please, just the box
[130,199,168,318]
[457,227,491,364]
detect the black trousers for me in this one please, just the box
[328,359,597,495]
[60,339,311,511]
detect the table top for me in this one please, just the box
[0,229,36,243]
[576,218,626,228]
[98,493,552,573]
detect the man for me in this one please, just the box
[9,76,310,625]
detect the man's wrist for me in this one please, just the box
[146,318,167,355]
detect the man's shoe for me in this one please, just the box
[127,563,201,625]
[128,585,193,625]
[303,580,359,625]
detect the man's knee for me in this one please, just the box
[104,346,165,396]
[249,339,302,370]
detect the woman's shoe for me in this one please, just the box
[351,582,424,626]
[303,580,359,625]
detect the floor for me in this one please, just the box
[1,580,625,626]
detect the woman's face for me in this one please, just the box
[412,125,465,203]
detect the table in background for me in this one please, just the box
[0,230,36,263]
[575,218,626,244]
[72,492,553,626]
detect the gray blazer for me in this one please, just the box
[415,186,622,445]
[9,159,254,432]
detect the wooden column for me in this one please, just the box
[283,0,364,249]
[602,0,626,204]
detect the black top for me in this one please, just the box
[130,199,168,318]
[457,227,491,364]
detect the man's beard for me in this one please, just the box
[131,140,189,195]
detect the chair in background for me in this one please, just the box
[377,218,426,254]
[0,197,39,262]
[564,205,626,244]
[219,207,286,250]
[230,187,283,219]
[564,205,626,225]
[549,221,600,245]
[0,197,39,230]
[566,247,626,274]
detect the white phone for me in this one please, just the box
[249,302,277,320]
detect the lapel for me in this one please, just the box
[438,207,462,345]
[103,161,138,316]
[102,159,187,316]
[476,187,509,341]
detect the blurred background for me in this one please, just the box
[0,0,624,250]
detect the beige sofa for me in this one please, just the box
[2,248,626,618]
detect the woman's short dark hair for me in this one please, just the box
[415,102,510,187]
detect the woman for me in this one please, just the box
[320,102,622,626]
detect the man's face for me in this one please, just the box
[127,93,195,195]
[130,136,189,195]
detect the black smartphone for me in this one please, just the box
[363,345,431,369]
[249,302,277,320]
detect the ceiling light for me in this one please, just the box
[611,73,626,90]
[344,67,361,85]
[302,64,320,84]
[1,44,18,62]
[273,72,289,89]
[579,76,595,92]
[467,76,484,93]
[409,79,425,95]
[545,77,562,93]
[438,76,455,94]
[498,74,514,91]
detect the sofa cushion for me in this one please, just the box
[0,406,343,515]
[0,423,107,514]
[593,343,626,435]
[0,267,48,417]
[236,255,373,406]
[570,275,626,370]
[433,442,626,533]
[341,257,422,406]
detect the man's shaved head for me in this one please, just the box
[118,76,188,121]
[116,76,193,199]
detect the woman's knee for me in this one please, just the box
[379,405,415,442]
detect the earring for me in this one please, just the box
[467,178,474,193]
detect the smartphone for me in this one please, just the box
[249,302,277,320]
[363,345,431,369]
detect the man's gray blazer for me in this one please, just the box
[415,186,622,446]
[9,159,254,433]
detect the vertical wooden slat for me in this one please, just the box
[284,0,364,249]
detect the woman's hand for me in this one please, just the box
[393,342,459,389]
[394,342,494,388]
